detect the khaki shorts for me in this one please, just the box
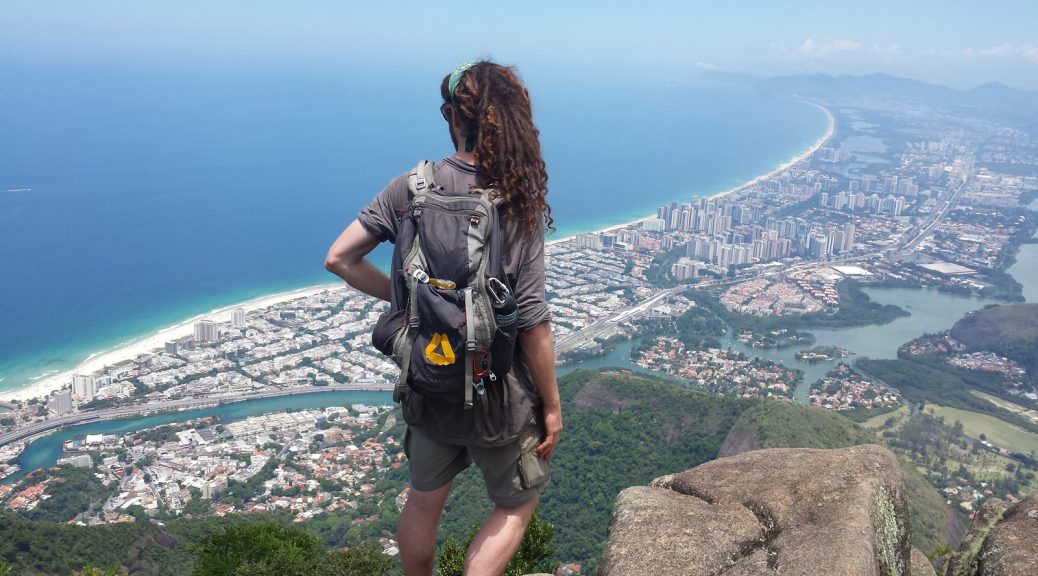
[404,422,550,507]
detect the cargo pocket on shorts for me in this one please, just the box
[517,417,551,490]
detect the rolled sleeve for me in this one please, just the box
[356,174,410,244]
[514,223,551,331]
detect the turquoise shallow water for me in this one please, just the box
[0,64,827,394]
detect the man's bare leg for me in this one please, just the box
[399,482,453,576]
[463,496,539,576]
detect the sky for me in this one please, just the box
[2,1,1037,89]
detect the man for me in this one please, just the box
[325,61,561,576]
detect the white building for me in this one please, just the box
[642,218,666,232]
[232,308,246,328]
[194,320,218,344]
[49,389,73,415]
[72,374,97,400]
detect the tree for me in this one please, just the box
[192,523,325,576]
[321,544,395,576]
[436,511,556,576]
[191,523,394,576]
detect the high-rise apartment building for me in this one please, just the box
[194,320,218,344]
[72,374,96,400]
[49,389,73,415]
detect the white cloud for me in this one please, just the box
[795,38,862,59]
[979,44,1014,57]
[870,43,901,58]
[1024,45,1038,64]
[969,43,1038,64]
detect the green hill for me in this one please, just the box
[950,303,1038,381]
[718,400,879,456]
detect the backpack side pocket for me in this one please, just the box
[490,321,518,376]
[372,309,407,367]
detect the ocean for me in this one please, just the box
[0,63,828,394]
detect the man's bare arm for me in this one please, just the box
[324,219,391,302]
[519,321,563,460]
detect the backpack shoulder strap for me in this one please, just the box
[407,160,439,200]
[472,187,505,207]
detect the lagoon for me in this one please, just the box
[559,287,1001,402]
[1006,198,1038,304]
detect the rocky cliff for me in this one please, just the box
[599,445,925,575]
[946,494,1038,576]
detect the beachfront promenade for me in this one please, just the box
[0,383,392,448]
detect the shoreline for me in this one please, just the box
[0,284,343,403]
[548,101,836,245]
[1,103,835,402]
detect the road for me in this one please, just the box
[903,173,970,250]
[0,383,392,448]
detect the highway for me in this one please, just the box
[903,173,969,250]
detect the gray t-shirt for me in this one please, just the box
[357,157,550,444]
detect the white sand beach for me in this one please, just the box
[549,101,836,245]
[0,284,343,403]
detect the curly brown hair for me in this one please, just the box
[441,61,553,236]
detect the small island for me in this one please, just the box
[737,328,814,349]
[796,345,852,363]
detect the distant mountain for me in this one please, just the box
[762,72,954,102]
[742,72,1038,122]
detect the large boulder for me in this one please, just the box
[600,444,915,575]
[947,493,1038,576]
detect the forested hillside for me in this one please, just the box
[951,303,1038,383]
[1,369,962,574]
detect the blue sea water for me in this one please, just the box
[0,63,827,393]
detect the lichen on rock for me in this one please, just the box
[600,444,914,575]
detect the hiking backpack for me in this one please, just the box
[371,160,519,411]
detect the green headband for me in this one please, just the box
[448,61,478,100]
